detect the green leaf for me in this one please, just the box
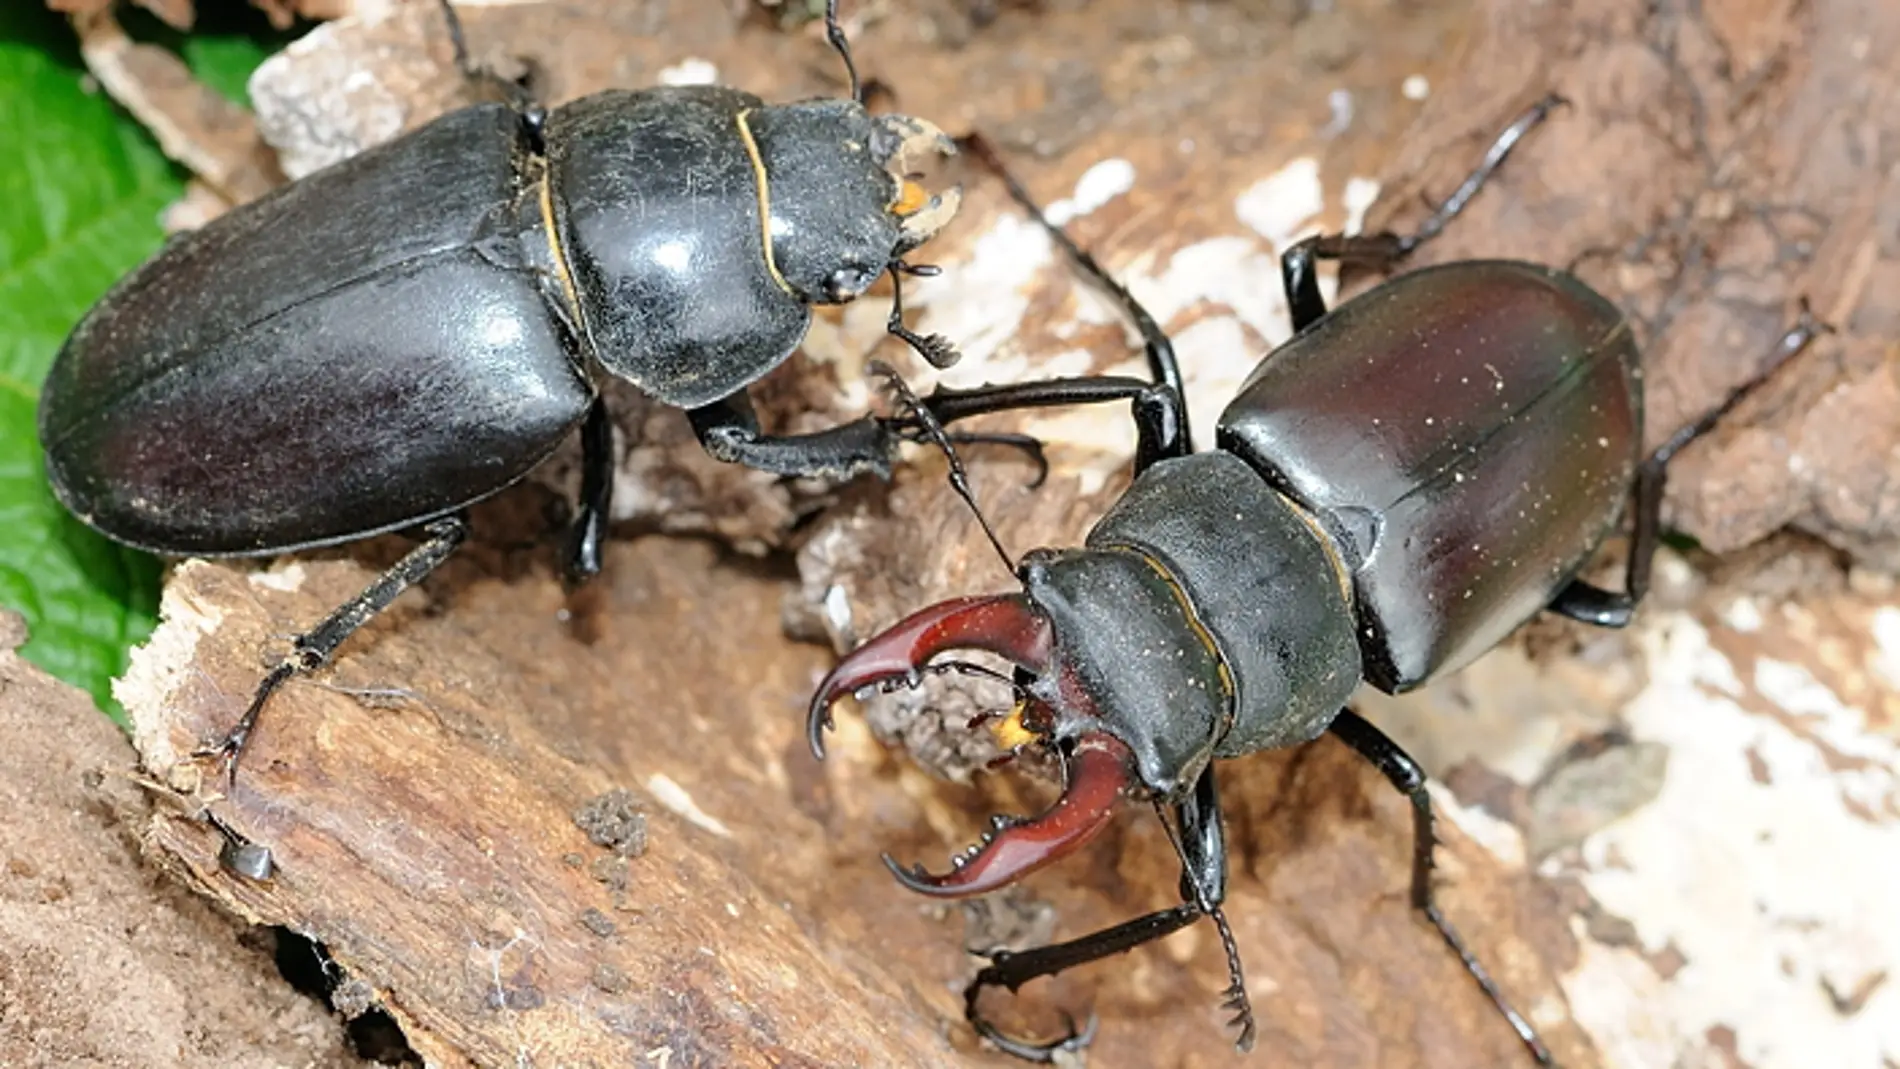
[179,32,275,104]
[0,5,181,719]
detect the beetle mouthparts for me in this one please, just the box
[806,594,1051,759]
[895,186,962,252]
[883,732,1135,897]
[873,114,961,250]
[872,113,958,174]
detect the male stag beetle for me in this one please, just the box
[811,96,1824,1062]
[38,1,964,784]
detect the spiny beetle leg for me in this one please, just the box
[949,764,1257,1057]
[687,389,898,479]
[906,375,1187,477]
[915,431,1049,488]
[877,129,1195,474]
[1328,709,1554,1066]
[1549,299,1831,627]
[965,905,1201,1060]
[957,132,1187,434]
[822,0,861,103]
[1280,92,1569,332]
[195,515,469,789]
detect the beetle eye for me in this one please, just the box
[826,265,876,303]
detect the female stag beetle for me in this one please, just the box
[38,1,963,780]
[811,96,1824,1062]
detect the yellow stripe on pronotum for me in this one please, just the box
[734,108,794,295]
[1279,490,1355,606]
[1131,547,1237,703]
[535,166,582,318]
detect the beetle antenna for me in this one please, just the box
[883,262,1051,485]
[885,263,959,369]
[868,360,1016,574]
[1153,797,1257,1052]
[1209,906,1257,1052]
[823,0,862,104]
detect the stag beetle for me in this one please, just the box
[38,0,966,780]
[810,96,1823,1062]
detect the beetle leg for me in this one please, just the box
[968,906,1199,1060]
[1545,579,1637,627]
[1278,233,1410,331]
[1549,301,1830,628]
[1328,709,1554,1066]
[907,375,1188,475]
[435,0,547,149]
[887,130,1196,472]
[883,732,1135,897]
[1279,93,1568,332]
[908,431,1049,488]
[807,594,1051,757]
[196,515,470,784]
[814,599,1245,1053]
[957,775,1239,1060]
[204,809,274,881]
[1396,92,1569,252]
[958,132,1188,439]
[687,389,897,479]
[561,396,614,584]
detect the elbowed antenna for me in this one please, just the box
[882,263,960,370]
[868,360,1016,573]
[822,0,861,104]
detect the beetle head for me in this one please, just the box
[807,545,1232,898]
[745,101,960,305]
